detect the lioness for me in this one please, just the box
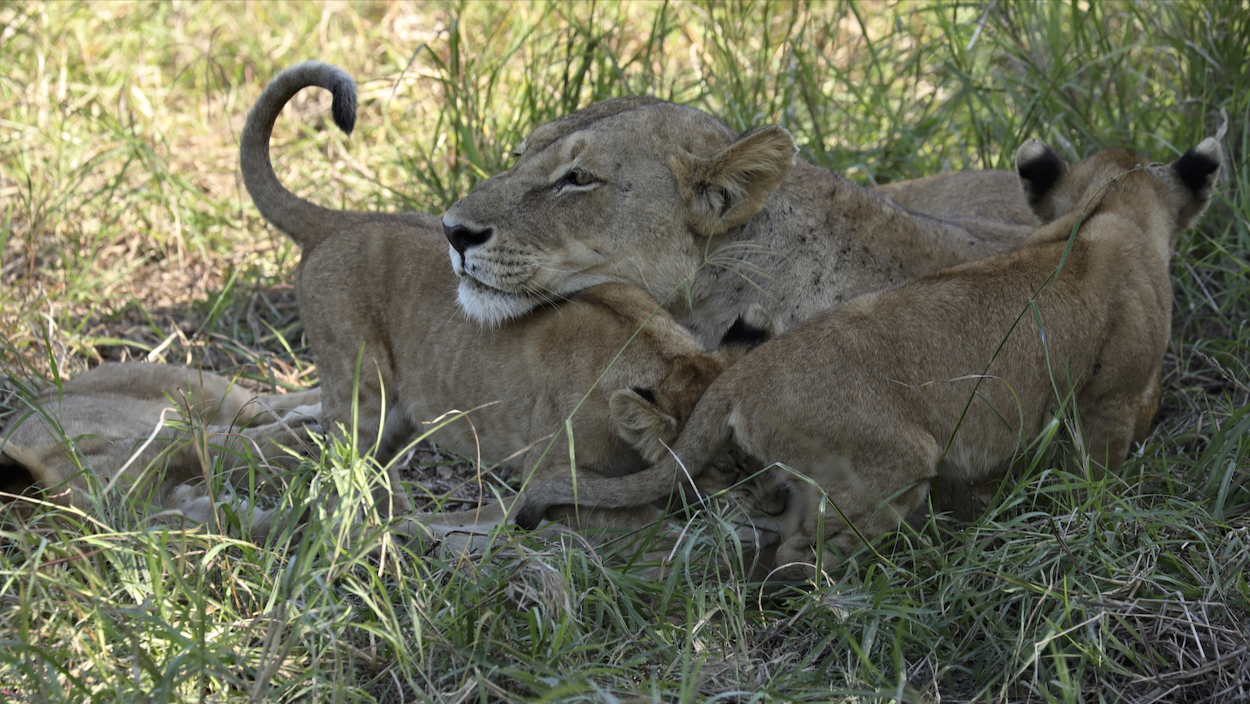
[0,363,319,527]
[513,136,1223,577]
[240,62,775,530]
[441,97,1036,341]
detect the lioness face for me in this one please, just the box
[442,97,795,326]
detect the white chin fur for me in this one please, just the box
[457,278,536,326]
[447,244,465,276]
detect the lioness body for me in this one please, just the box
[514,139,1223,576]
[0,363,318,510]
[441,97,1036,342]
[240,63,767,530]
[873,169,1036,225]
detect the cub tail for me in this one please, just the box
[512,391,737,530]
[240,61,358,252]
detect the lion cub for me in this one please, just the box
[514,136,1223,575]
[1,363,319,517]
[240,62,774,529]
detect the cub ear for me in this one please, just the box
[1169,137,1223,232]
[609,387,677,465]
[1016,138,1070,223]
[671,125,797,237]
[719,303,781,360]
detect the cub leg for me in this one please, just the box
[772,533,839,582]
[1077,399,1137,479]
[1130,364,1163,446]
[762,426,940,579]
[512,391,738,527]
[103,415,318,508]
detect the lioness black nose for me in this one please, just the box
[444,222,493,255]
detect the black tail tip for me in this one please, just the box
[330,82,357,136]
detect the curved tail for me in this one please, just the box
[240,61,359,252]
[512,458,686,530]
[512,394,736,530]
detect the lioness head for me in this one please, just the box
[441,98,797,326]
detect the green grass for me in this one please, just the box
[2,1,1248,701]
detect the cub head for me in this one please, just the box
[1015,137,1222,242]
[609,304,780,464]
[441,98,797,326]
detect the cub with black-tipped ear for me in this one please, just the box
[1017,136,1223,239]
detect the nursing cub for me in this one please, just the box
[513,137,1223,576]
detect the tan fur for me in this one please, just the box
[873,169,1037,225]
[0,363,319,529]
[441,97,1036,342]
[513,138,1223,577]
[240,63,774,533]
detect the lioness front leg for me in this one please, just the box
[199,375,322,428]
[91,414,319,515]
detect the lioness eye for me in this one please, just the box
[556,169,597,190]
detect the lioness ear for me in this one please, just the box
[671,125,797,237]
[1169,137,1222,232]
[719,303,781,360]
[1016,138,1070,223]
[609,387,677,464]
